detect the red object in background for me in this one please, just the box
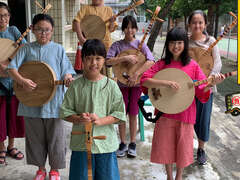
[74,42,82,71]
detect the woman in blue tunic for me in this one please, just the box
[0,2,26,165]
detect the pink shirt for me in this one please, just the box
[140,59,211,124]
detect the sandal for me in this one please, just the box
[0,150,7,165]
[7,147,24,160]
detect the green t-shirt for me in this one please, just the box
[60,76,126,153]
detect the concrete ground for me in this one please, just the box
[0,31,239,180]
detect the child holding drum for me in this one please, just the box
[188,10,222,165]
[7,14,75,180]
[106,15,154,158]
[60,39,126,180]
[0,2,26,165]
[140,27,224,180]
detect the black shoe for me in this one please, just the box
[197,148,207,165]
[127,142,137,158]
[116,142,128,157]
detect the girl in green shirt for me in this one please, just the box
[60,39,126,180]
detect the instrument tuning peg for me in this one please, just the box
[132,0,138,15]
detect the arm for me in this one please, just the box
[142,78,180,89]
[106,55,137,66]
[73,20,86,46]
[89,114,119,126]
[8,68,36,91]
[210,39,222,76]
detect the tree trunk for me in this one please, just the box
[184,15,188,32]
[147,0,176,51]
[206,4,215,36]
[214,3,220,39]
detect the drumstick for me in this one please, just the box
[14,2,52,46]
[104,0,144,23]
[202,12,237,56]
[193,71,237,87]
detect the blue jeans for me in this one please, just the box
[69,151,120,180]
[194,93,213,142]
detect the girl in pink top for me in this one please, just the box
[140,27,224,180]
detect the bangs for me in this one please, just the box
[81,39,106,59]
[167,27,187,42]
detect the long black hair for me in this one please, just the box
[81,39,108,89]
[121,15,138,31]
[188,10,209,42]
[161,27,190,66]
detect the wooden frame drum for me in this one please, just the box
[113,49,146,85]
[13,61,59,107]
[189,47,214,77]
[0,39,18,62]
[148,68,195,114]
[80,15,106,40]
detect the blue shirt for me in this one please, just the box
[0,26,27,96]
[8,41,76,118]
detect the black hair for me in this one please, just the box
[121,15,138,31]
[161,27,190,66]
[32,14,54,28]
[188,10,209,42]
[81,39,106,59]
[0,2,11,15]
[81,39,108,89]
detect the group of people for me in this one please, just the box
[0,0,225,180]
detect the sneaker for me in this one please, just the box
[116,142,128,157]
[49,170,60,180]
[34,170,46,180]
[197,148,207,165]
[127,142,137,158]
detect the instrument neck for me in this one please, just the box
[55,80,66,85]
[194,71,237,87]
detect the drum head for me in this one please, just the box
[81,15,106,40]
[189,47,213,77]
[113,49,146,85]
[148,68,195,114]
[0,38,18,62]
[13,61,57,107]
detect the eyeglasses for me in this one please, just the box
[0,14,10,19]
[34,28,52,34]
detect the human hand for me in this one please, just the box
[89,113,102,126]
[73,113,92,124]
[64,74,74,87]
[125,55,138,64]
[204,73,225,92]
[127,72,139,87]
[20,78,37,92]
[164,80,180,90]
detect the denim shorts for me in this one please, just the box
[69,151,120,180]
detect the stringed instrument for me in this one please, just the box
[80,0,144,40]
[113,6,164,85]
[189,12,237,77]
[71,122,106,180]
[13,61,68,107]
[0,1,52,63]
[148,68,237,114]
